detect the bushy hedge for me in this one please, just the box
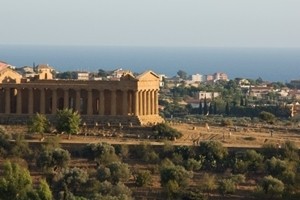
[152,123,183,140]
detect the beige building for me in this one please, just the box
[0,67,163,125]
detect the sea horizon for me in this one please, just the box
[1,44,300,82]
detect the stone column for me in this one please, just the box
[75,89,81,113]
[111,90,116,116]
[5,88,10,114]
[147,90,151,115]
[154,90,159,114]
[134,90,139,116]
[138,91,143,116]
[52,89,57,114]
[40,88,45,114]
[99,90,104,115]
[128,91,132,115]
[143,90,147,115]
[151,90,155,115]
[122,90,128,116]
[28,88,33,114]
[64,89,69,109]
[87,89,93,115]
[16,88,22,114]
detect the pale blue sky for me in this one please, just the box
[1,0,300,47]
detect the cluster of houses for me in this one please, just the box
[0,60,133,82]
[159,72,229,88]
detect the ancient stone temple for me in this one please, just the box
[0,64,164,125]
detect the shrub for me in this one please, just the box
[135,170,152,187]
[257,175,284,199]
[265,157,288,177]
[221,119,233,127]
[0,126,11,157]
[160,164,192,189]
[218,179,236,196]
[185,158,202,171]
[97,162,131,184]
[259,111,276,123]
[36,148,70,171]
[198,141,228,171]
[129,143,159,163]
[83,143,119,165]
[152,123,183,140]
[199,173,217,196]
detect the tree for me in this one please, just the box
[177,70,188,79]
[98,69,109,77]
[135,170,152,187]
[0,161,52,200]
[160,164,192,189]
[37,179,53,200]
[258,175,284,199]
[55,109,81,138]
[28,113,49,137]
[199,173,217,197]
[84,143,119,165]
[55,168,88,195]
[0,126,12,157]
[244,150,264,173]
[203,98,208,115]
[107,162,131,184]
[198,101,203,115]
[225,102,230,115]
[218,179,236,196]
[10,133,31,158]
[37,148,71,171]
[198,141,228,171]
[259,111,276,123]
[209,102,213,115]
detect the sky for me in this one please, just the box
[1,0,300,47]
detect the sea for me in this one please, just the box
[1,45,300,82]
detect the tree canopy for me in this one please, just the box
[55,109,81,136]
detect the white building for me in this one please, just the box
[75,71,89,80]
[191,73,203,82]
[197,91,220,100]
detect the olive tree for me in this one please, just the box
[257,175,285,199]
[28,113,49,137]
[55,109,81,139]
[0,161,52,200]
[198,141,228,171]
[36,148,71,171]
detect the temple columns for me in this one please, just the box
[75,89,81,113]
[111,90,116,116]
[134,90,139,116]
[122,90,128,116]
[16,88,22,114]
[40,88,45,114]
[64,89,69,109]
[87,89,93,115]
[99,90,104,115]
[52,89,57,114]
[154,90,158,114]
[5,88,10,114]
[28,88,33,114]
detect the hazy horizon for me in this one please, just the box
[1,45,300,82]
